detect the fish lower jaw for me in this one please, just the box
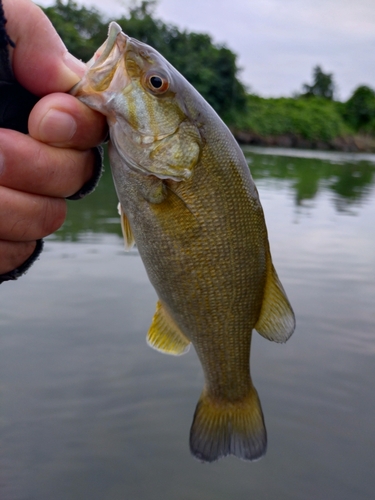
[75,93,113,117]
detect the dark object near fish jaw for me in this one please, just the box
[71,22,295,463]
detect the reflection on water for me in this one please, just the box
[243,146,375,213]
[1,148,375,500]
[54,147,375,242]
[56,153,122,241]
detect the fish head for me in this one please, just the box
[71,22,202,181]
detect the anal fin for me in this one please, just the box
[255,255,295,343]
[117,203,135,250]
[147,301,190,356]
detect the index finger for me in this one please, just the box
[4,0,85,94]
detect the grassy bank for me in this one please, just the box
[231,95,375,152]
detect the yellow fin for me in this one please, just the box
[189,386,267,462]
[117,203,135,250]
[147,301,190,356]
[255,257,295,343]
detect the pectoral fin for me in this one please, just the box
[255,257,295,343]
[117,203,135,250]
[147,301,190,355]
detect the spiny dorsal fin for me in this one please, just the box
[255,259,295,343]
[147,300,191,356]
[117,203,135,250]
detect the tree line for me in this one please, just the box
[301,65,375,135]
[41,0,246,123]
[41,1,375,146]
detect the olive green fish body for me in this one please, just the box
[72,22,295,462]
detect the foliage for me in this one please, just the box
[40,0,246,123]
[40,1,375,143]
[301,65,336,100]
[343,85,375,133]
[113,3,247,120]
[42,0,108,62]
[235,95,347,142]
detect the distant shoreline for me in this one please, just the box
[240,145,375,164]
[233,131,375,153]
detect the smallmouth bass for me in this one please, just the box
[71,22,295,462]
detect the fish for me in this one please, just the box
[71,22,295,463]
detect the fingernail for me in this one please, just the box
[39,109,77,144]
[63,52,86,78]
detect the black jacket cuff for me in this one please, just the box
[0,239,44,283]
[66,145,104,200]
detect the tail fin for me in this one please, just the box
[189,386,267,463]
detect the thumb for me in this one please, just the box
[3,0,86,95]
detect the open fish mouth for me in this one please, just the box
[70,22,129,96]
[86,22,124,69]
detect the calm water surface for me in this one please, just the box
[1,147,375,500]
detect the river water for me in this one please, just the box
[1,147,375,500]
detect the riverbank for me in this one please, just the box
[233,130,375,152]
[231,94,375,153]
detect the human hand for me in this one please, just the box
[0,0,107,276]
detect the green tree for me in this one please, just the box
[344,85,375,133]
[41,0,247,124]
[41,0,108,61]
[237,95,346,142]
[114,1,246,120]
[302,65,336,100]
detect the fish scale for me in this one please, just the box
[71,21,295,462]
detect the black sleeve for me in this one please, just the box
[0,240,44,283]
[66,144,104,200]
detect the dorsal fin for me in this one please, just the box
[255,255,295,343]
[118,203,135,250]
[147,300,191,356]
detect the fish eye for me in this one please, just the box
[150,76,163,88]
[146,73,169,94]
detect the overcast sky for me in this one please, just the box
[36,0,375,100]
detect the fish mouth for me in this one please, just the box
[70,22,129,96]
[86,22,124,70]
